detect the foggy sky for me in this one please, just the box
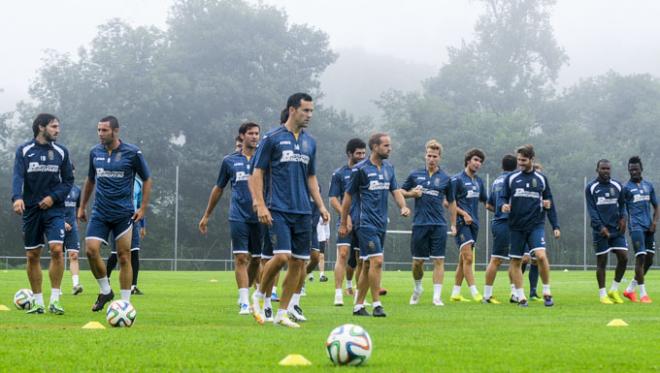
[1,0,659,113]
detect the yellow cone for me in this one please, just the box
[0,305,10,311]
[209,279,218,283]
[82,321,106,329]
[607,319,628,327]
[279,354,312,366]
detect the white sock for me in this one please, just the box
[452,285,461,296]
[291,293,301,307]
[320,272,325,277]
[353,303,364,312]
[626,279,638,293]
[484,285,493,299]
[50,289,60,303]
[264,297,272,309]
[414,280,423,293]
[433,284,442,299]
[510,283,516,295]
[610,281,620,292]
[97,277,111,295]
[372,301,382,308]
[639,284,647,297]
[120,289,131,301]
[34,293,44,306]
[272,286,277,294]
[277,309,287,317]
[469,285,479,296]
[72,275,80,287]
[346,280,353,289]
[253,290,264,300]
[238,288,249,305]
[335,288,343,297]
[542,284,551,296]
[599,288,607,297]
[516,288,526,301]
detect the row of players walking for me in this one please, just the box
[199,93,655,328]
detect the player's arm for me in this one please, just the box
[650,186,659,232]
[199,186,224,234]
[391,189,410,217]
[485,187,495,212]
[338,192,352,236]
[584,184,607,237]
[500,175,512,213]
[616,185,627,233]
[133,177,152,223]
[11,146,26,215]
[78,177,95,223]
[400,173,421,199]
[446,181,457,235]
[308,175,330,223]
[249,168,272,226]
[328,171,343,214]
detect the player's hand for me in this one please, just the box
[411,187,423,198]
[543,199,552,209]
[553,229,561,239]
[400,206,410,217]
[65,222,72,232]
[320,207,331,224]
[651,221,657,233]
[77,207,87,223]
[450,225,457,236]
[618,218,626,234]
[132,207,146,223]
[346,215,352,228]
[600,226,610,238]
[463,214,473,225]
[256,204,272,226]
[502,204,511,213]
[12,199,25,215]
[338,224,350,237]
[38,196,54,210]
[198,215,209,234]
[140,227,146,239]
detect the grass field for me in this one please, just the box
[1,268,659,372]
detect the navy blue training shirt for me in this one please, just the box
[451,171,487,227]
[217,151,257,223]
[501,170,553,231]
[347,158,398,232]
[488,172,511,222]
[64,185,81,225]
[623,179,657,231]
[329,164,360,226]
[402,167,454,226]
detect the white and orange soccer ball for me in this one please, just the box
[13,288,34,310]
[106,300,137,327]
[326,324,372,366]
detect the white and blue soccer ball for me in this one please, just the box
[106,300,137,327]
[326,324,372,366]
[13,288,34,310]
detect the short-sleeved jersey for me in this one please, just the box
[328,164,360,226]
[585,178,626,232]
[88,141,150,220]
[348,159,398,232]
[64,185,81,225]
[12,139,74,208]
[623,179,657,231]
[451,171,487,227]
[502,170,553,231]
[216,151,257,223]
[488,172,511,222]
[402,168,454,226]
[252,126,316,215]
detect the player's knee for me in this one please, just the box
[371,256,383,269]
[235,254,249,267]
[68,251,79,261]
[491,257,502,267]
[26,250,40,263]
[412,259,424,269]
[462,252,473,263]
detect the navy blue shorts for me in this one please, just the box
[63,226,80,252]
[261,225,273,259]
[22,206,65,250]
[269,211,311,260]
[357,227,386,260]
[491,220,510,259]
[230,221,263,257]
[86,211,133,246]
[411,225,447,260]
[630,230,655,256]
[311,225,319,251]
[111,224,140,253]
[510,226,545,258]
[455,223,478,249]
[593,230,628,256]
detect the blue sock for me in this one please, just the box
[529,264,539,296]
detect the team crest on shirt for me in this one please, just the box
[368,241,375,250]
[302,140,310,153]
[115,152,122,161]
[434,177,440,187]
[610,187,615,195]
[532,179,537,188]
[48,150,54,161]
[383,169,389,180]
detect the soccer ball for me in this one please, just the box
[106,300,137,327]
[13,288,34,309]
[326,324,372,366]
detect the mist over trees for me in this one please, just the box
[2,0,660,266]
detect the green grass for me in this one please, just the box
[1,269,659,372]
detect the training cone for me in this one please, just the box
[0,305,10,311]
[209,279,218,283]
[82,321,106,329]
[607,319,628,327]
[279,354,312,366]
